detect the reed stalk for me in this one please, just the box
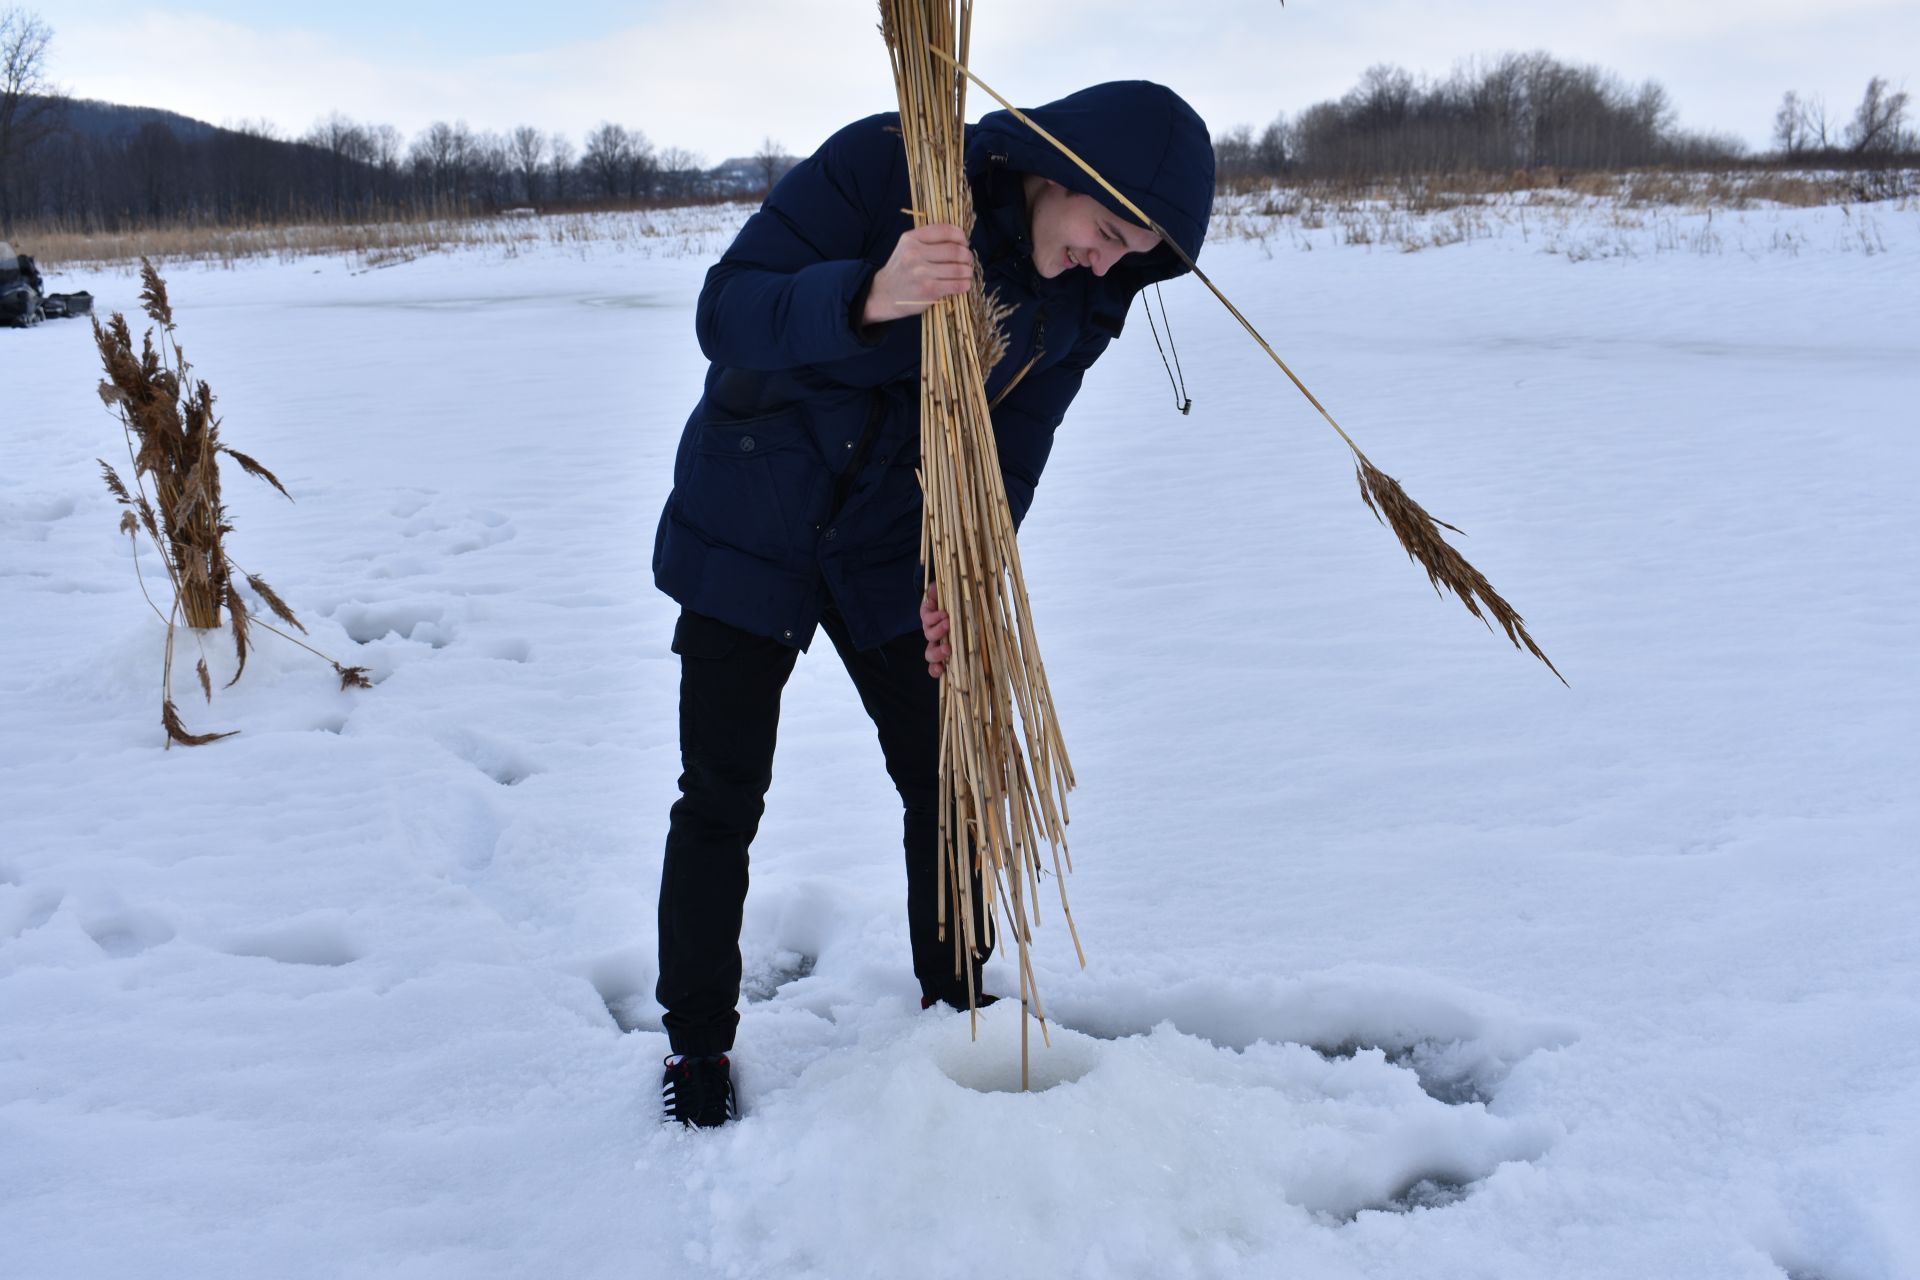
[931,48,1565,683]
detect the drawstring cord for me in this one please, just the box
[1141,282,1191,415]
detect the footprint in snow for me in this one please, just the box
[388,491,432,519]
[0,492,77,544]
[475,636,532,664]
[585,947,658,1033]
[447,509,516,556]
[223,916,362,967]
[437,728,540,787]
[2,887,64,940]
[79,904,176,958]
[330,599,455,648]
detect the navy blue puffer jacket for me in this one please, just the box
[652,80,1214,651]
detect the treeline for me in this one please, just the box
[1214,52,1916,182]
[5,105,794,233]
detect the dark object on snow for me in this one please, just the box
[43,291,93,319]
[1,243,87,327]
[661,1053,738,1128]
[0,241,41,327]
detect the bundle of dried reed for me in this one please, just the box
[95,259,369,747]
[881,0,1080,1087]
[934,52,1565,685]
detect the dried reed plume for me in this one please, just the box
[932,51,1565,683]
[882,0,1080,1088]
[95,258,370,747]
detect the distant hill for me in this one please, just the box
[31,95,221,144]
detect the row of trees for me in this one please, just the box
[3,3,797,234]
[7,107,797,233]
[1215,52,1914,183]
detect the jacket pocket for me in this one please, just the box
[679,406,824,562]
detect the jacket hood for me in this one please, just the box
[966,80,1214,291]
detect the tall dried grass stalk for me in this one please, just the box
[95,259,370,747]
[932,50,1564,683]
[881,0,1080,1089]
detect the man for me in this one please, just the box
[652,80,1214,1127]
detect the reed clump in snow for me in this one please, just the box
[95,258,369,747]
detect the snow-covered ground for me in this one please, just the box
[3,189,1917,1280]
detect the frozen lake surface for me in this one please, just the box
[3,189,1917,1279]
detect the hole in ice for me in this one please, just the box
[1376,1173,1475,1216]
[1315,1038,1496,1108]
[934,1015,1099,1094]
[1326,1172,1484,1223]
[741,951,815,1003]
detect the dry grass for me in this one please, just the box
[1356,460,1563,682]
[1210,166,1913,260]
[95,259,368,747]
[21,207,751,273]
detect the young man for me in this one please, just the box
[652,81,1214,1127]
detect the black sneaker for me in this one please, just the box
[661,1054,739,1128]
[921,991,1001,1012]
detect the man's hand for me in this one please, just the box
[920,584,952,679]
[863,224,973,327]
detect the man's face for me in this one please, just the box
[1026,177,1161,279]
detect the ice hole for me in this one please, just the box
[933,1018,1100,1094]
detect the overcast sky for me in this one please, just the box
[36,0,1918,161]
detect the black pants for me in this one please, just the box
[656,607,990,1056]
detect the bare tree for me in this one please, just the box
[1213,123,1255,183]
[1772,90,1808,155]
[368,122,402,180]
[623,126,657,199]
[305,112,373,217]
[752,136,790,193]
[1254,117,1290,176]
[1846,76,1911,155]
[583,121,632,198]
[509,125,545,204]
[656,145,704,200]
[1,6,61,234]
[546,131,575,202]
[410,119,477,211]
